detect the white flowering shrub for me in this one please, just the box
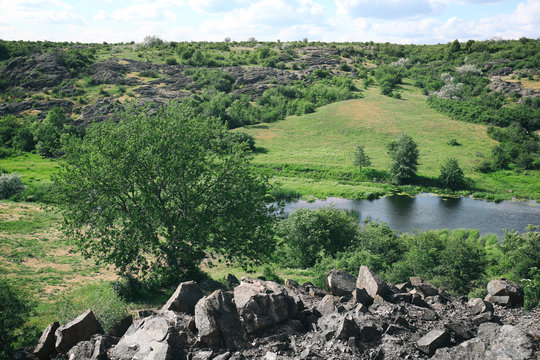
[456,64,482,76]
[0,173,24,199]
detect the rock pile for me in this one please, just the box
[26,268,538,359]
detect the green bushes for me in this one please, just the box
[0,172,24,199]
[439,158,465,190]
[0,278,34,359]
[275,208,359,268]
[54,282,128,333]
[523,267,540,310]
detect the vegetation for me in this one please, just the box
[387,133,420,184]
[0,279,34,359]
[54,102,276,287]
[439,158,465,190]
[353,144,371,171]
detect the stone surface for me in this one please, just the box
[226,274,240,288]
[352,288,373,306]
[469,298,494,315]
[162,280,204,315]
[434,323,539,360]
[66,334,118,360]
[107,311,188,360]
[108,315,133,338]
[356,265,391,299]
[234,278,296,333]
[486,279,524,307]
[55,309,104,354]
[33,321,59,359]
[195,289,244,349]
[416,329,451,356]
[326,269,356,297]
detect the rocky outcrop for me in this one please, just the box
[489,77,540,100]
[28,267,539,360]
[162,280,204,314]
[0,99,74,119]
[107,310,189,360]
[233,277,297,333]
[485,278,524,308]
[33,321,59,359]
[1,53,71,91]
[326,269,356,297]
[55,309,103,354]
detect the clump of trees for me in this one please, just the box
[387,133,419,184]
[439,158,465,190]
[54,102,276,287]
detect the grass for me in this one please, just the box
[241,83,539,200]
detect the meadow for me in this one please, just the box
[242,82,539,200]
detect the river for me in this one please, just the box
[281,193,539,239]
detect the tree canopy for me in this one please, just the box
[54,102,276,286]
[387,133,420,184]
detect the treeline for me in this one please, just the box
[272,208,540,309]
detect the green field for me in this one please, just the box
[242,83,539,200]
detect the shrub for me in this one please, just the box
[353,144,371,170]
[261,265,283,284]
[54,282,128,333]
[387,133,419,184]
[165,57,178,65]
[275,208,359,268]
[523,267,540,310]
[0,278,33,359]
[500,226,540,279]
[439,158,465,190]
[0,172,24,199]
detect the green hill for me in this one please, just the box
[242,83,539,200]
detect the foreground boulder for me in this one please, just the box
[434,323,539,359]
[162,280,204,314]
[326,269,356,297]
[33,321,59,359]
[417,328,451,356]
[234,278,297,333]
[356,265,391,299]
[55,310,103,354]
[67,334,118,360]
[485,279,524,307]
[195,290,244,349]
[107,311,188,360]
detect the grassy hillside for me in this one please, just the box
[242,83,539,200]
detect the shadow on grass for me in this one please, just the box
[253,147,268,154]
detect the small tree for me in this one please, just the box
[387,133,419,184]
[54,102,276,286]
[439,157,465,190]
[353,144,371,171]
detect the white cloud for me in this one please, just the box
[187,0,247,13]
[94,0,184,22]
[335,0,437,19]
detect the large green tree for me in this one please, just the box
[54,102,276,286]
[439,157,465,190]
[387,133,420,184]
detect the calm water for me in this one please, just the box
[282,194,539,239]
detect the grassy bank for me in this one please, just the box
[242,83,539,200]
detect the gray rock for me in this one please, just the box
[415,282,439,298]
[162,280,203,314]
[108,315,133,338]
[434,324,539,360]
[335,315,358,339]
[66,334,118,360]
[192,350,213,360]
[469,298,494,315]
[486,279,524,307]
[34,321,59,359]
[444,322,474,342]
[55,309,103,354]
[195,290,244,349]
[356,265,391,299]
[234,278,296,333]
[107,311,188,360]
[317,295,339,316]
[326,269,356,297]
[352,288,373,306]
[213,352,231,360]
[226,274,240,289]
[410,277,423,287]
[416,329,451,356]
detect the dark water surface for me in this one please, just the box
[282,194,539,239]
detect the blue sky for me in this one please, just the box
[0,0,538,44]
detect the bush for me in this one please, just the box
[54,282,128,333]
[500,226,540,280]
[0,172,24,199]
[523,267,540,310]
[439,158,465,190]
[0,278,33,359]
[275,208,359,268]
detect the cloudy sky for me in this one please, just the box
[0,0,538,44]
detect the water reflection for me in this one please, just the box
[282,194,539,240]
